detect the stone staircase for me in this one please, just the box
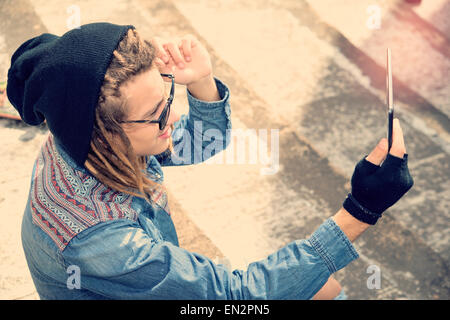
[0,0,448,299]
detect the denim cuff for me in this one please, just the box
[308,218,359,274]
[187,77,231,119]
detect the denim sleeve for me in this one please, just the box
[157,77,232,166]
[61,218,359,300]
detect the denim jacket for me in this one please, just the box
[21,77,359,300]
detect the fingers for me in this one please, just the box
[151,35,196,70]
[150,37,169,63]
[365,138,388,166]
[365,118,406,166]
[154,57,166,69]
[180,38,192,62]
[165,41,186,69]
[389,118,406,159]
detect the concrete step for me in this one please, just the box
[412,0,450,37]
[305,0,450,122]
[162,0,449,299]
[0,0,447,300]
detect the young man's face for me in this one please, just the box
[120,66,179,156]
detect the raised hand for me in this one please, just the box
[150,34,213,86]
[343,118,414,225]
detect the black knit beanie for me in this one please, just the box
[6,22,135,168]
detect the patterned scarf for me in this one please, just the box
[29,134,169,251]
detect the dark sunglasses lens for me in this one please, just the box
[160,103,170,131]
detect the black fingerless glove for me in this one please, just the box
[343,153,414,225]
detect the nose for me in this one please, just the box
[167,107,180,125]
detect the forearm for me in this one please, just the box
[187,74,221,102]
[332,207,370,242]
[310,210,366,300]
[312,276,342,300]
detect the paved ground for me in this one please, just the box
[0,0,448,299]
